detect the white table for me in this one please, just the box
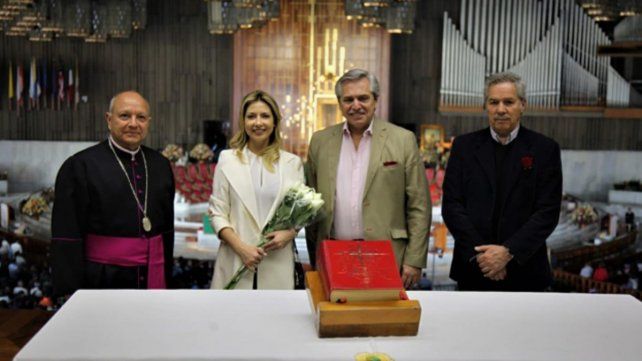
[14,290,642,361]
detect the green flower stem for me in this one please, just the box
[222,184,324,290]
[223,236,271,290]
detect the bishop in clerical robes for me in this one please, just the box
[51,91,175,296]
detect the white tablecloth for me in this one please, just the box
[14,290,642,361]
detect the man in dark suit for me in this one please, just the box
[442,72,562,291]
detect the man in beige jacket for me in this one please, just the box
[305,68,431,288]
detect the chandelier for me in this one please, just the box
[0,0,147,42]
[85,1,107,43]
[105,0,132,38]
[577,0,642,21]
[345,0,417,33]
[64,0,91,38]
[205,0,280,34]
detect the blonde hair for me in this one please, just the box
[229,90,283,172]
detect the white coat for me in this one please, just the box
[209,148,304,289]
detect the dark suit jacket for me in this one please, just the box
[442,126,562,291]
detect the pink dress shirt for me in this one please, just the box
[332,122,373,240]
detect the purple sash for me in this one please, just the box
[85,234,166,289]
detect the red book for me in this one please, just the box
[316,240,404,303]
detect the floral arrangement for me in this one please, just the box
[161,144,184,162]
[570,203,598,227]
[21,195,49,218]
[422,139,452,170]
[225,182,325,289]
[189,143,214,162]
[40,187,55,203]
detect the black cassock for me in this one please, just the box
[51,140,175,296]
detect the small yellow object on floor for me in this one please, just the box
[354,352,395,361]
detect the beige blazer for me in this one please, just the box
[305,120,431,269]
[209,148,304,289]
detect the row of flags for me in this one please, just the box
[5,58,80,113]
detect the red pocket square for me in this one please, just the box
[383,161,398,166]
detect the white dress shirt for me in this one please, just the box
[244,147,280,226]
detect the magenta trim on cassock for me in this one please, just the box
[51,237,83,242]
[85,234,166,289]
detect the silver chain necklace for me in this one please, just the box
[108,140,152,232]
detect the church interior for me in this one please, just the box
[1,0,641,360]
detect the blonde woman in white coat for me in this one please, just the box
[209,90,304,289]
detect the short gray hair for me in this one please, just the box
[484,72,526,102]
[335,68,380,101]
[108,95,117,113]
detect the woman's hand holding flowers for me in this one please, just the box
[238,243,267,271]
[263,229,297,251]
[224,183,324,289]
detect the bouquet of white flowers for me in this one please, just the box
[224,182,324,289]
